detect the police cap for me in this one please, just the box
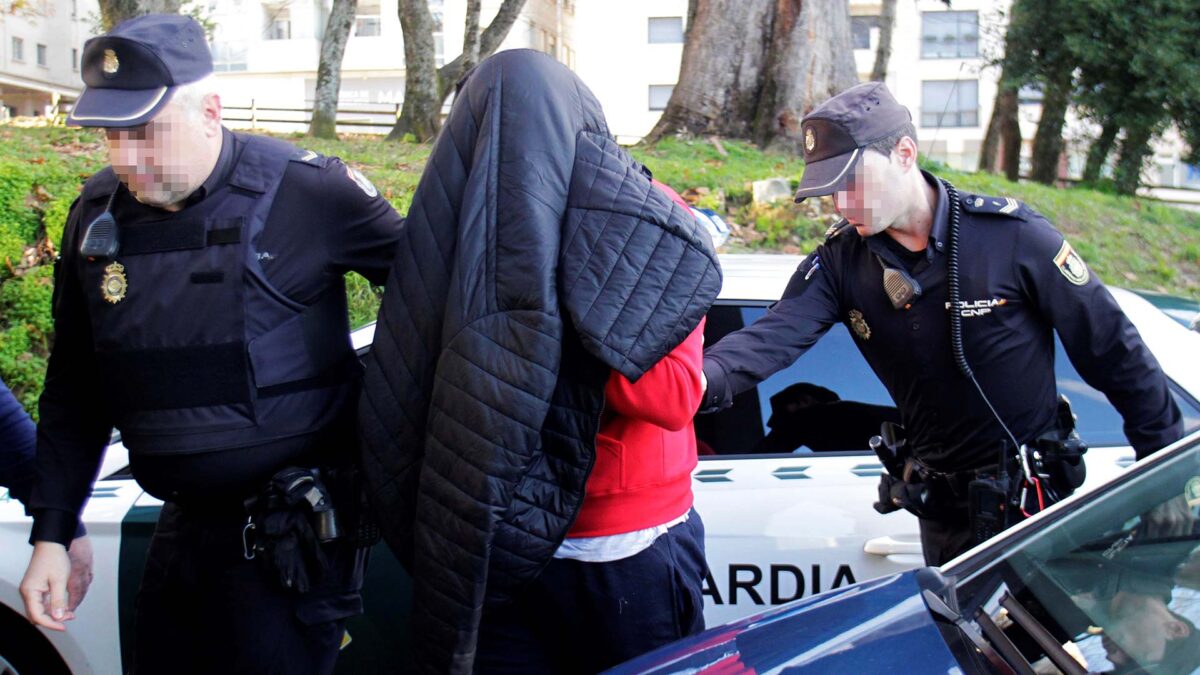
[794,82,913,202]
[67,14,212,128]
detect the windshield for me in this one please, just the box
[952,434,1200,674]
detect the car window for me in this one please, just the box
[697,304,897,456]
[698,303,1200,457]
[952,436,1200,675]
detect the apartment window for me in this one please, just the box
[649,84,674,111]
[11,37,24,62]
[1018,84,1044,105]
[648,17,684,44]
[921,11,978,59]
[72,48,79,71]
[430,0,444,66]
[264,4,291,40]
[563,45,575,70]
[36,43,47,67]
[211,41,248,72]
[354,0,382,37]
[851,16,877,50]
[545,33,557,59]
[920,80,979,128]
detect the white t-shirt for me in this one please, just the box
[552,510,691,563]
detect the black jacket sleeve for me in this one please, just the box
[1015,215,1183,458]
[701,249,841,411]
[29,201,112,545]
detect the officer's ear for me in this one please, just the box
[200,92,222,136]
[893,136,919,172]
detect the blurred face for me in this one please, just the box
[1103,591,1190,665]
[105,90,221,210]
[832,137,920,238]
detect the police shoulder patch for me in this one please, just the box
[1053,240,1090,286]
[960,193,1026,220]
[345,166,379,198]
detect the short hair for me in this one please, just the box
[865,122,918,157]
[168,74,219,123]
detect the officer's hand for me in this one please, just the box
[19,541,73,631]
[66,535,95,612]
[1143,495,1195,540]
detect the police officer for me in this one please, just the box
[700,82,1184,566]
[18,15,404,673]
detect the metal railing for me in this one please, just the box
[223,100,401,132]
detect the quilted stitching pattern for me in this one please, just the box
[359,50,721,673]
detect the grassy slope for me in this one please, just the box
[2,126,1198,414]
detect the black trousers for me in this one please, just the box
[131,502,366,675]
[475,510,709,674]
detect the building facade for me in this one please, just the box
[209,0,571,130]
[0,0,100,119]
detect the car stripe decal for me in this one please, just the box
[771,466,811,480]
[694,468,733,483]
[851,463,885,478]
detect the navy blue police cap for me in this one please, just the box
[794,82,913,202]
[67,14,212,128]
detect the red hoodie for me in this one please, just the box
[568,317,706,537]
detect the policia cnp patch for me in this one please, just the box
[1053,240,1090,286]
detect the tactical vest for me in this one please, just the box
[77,135,357,457]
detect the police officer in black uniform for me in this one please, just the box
[18,15,405,673]
[700,82,1184,566]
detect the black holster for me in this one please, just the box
[245,464,379,594]
[1034,396,1089,499]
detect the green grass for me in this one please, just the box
[2,125,1199,416]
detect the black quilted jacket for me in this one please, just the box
[358,50,722,673]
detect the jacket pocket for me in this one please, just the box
[587,435,626,496]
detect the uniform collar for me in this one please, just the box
[186,126,235,206]
[924,169,949,261]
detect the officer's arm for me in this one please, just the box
[0,376,36,504]
[322,158,406,285]
[700,250,840,412]
[28,203,113,546]
[1016,217,1183,459]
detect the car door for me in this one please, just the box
[692,301,1200,628]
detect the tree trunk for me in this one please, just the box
[979,80,1018,174]
[389,0,527,141]
[1030,68,1072,184]
[462,0,482,70]
[870,0,897,82]
[1001,95,1022,182]
[388,0,440,142]
[309,0,357,139]
[646,0,774,143]
[1082,120,1119,183]
[98,0,181,30]
[647,0,855,149]
[1114,122,1154,196]
[756,0,858,152]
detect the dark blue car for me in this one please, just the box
[613,429,1200,675]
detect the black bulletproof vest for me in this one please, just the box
[78,135,356,457]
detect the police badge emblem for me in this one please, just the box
[101,261,127,304]
[102,49,120,75]
[804,127,816,153]
[849,309,871,340]
[1053,240,1090,286]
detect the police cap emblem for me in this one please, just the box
[101,261,127,303]
[1053,240,1090,286]
[804,127,816,153]
[848,309,871,340]
[102,48,120,76]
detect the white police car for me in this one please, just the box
[1,254,1198,674]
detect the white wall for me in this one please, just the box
[0,0,101,116]
[571,0,686,143]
